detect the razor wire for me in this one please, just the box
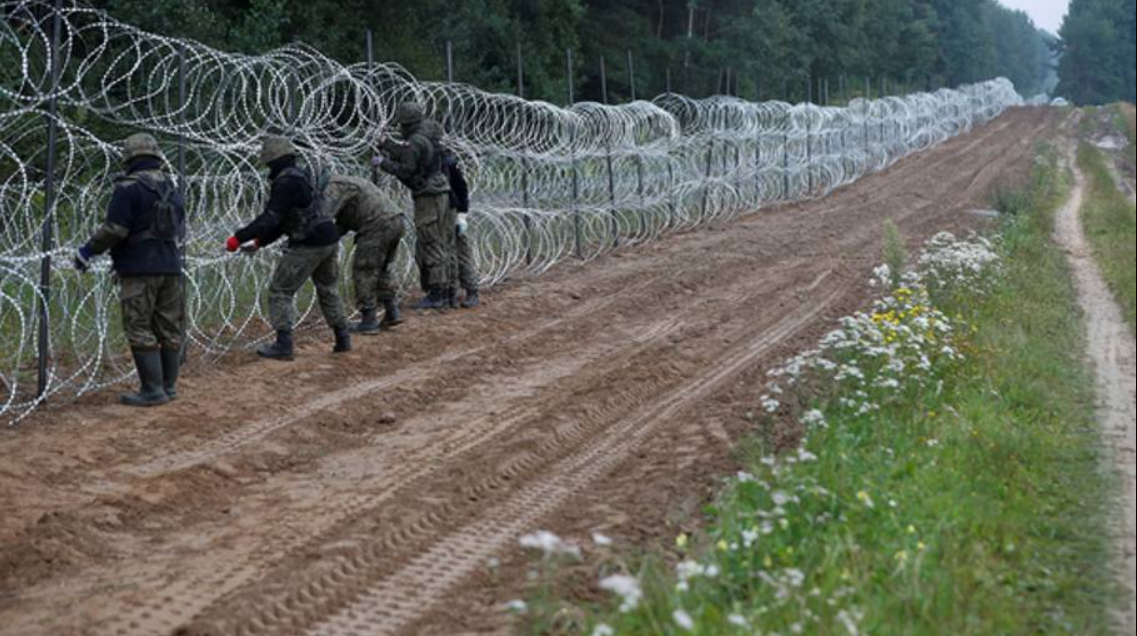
[0,0,1024,424]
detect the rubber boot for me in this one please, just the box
[351,308,381,335]
[160,347,181,400]
[447,287,460,309]
[461,288,481,309]
[333,327,353,353]
[121,349,170,408]
[380,300,405,329]
[412,288,447,311]
[257,330,294,361]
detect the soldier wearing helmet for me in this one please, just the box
[374,102,454,310]
[73,133,186,407]
[225,135,351,360]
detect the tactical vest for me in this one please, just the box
[117,172,182,246]
[276,166,333,243]
[403,132,444,193]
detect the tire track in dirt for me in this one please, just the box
[122,277,662,480]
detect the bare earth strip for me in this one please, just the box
[0,108,1056,636]
[1057,143,1137,633]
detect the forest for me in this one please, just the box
[1057,0,1137,104]
[89,0,1059,104]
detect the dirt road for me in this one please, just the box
[0,107,1056,636]
[1058,137,1137,633]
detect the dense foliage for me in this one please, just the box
[1056,0,1137,105]
[88,0,1055,102]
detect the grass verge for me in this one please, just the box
[526,145,1115,635]
[1077,141,1136,333]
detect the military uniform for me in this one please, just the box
[377,103,453,310]
[75,133,186,407]
[326,175,407,332]
[229,136,350,360]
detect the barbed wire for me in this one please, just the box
[0,0,1023,423]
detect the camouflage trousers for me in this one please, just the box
[120,275,184,350]
[269,243,348,332]
[450,218,481,292]
[352,217,405,311]
[412,194,455,291]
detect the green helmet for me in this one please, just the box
[395,102,425,127]
[121,133,164,164]
[259,135,298,165]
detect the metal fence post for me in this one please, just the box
[627,50,645,236]
[516,43,533,266]
[37,0,64,400]
[177,43,189,361]
[600,56,618,248]
[567,48,582,259]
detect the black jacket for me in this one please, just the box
[235,157,339,248]
[86,157,185,277]
[443,155,470,213]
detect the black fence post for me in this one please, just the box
[177,43,189,361]
[599,56,619,248]
[37,0,64,400]
[567,48,582,259]
[517,43,533,266]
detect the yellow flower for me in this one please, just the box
[676,534,689,549]
[918,542,928,551]
[907,525,918,535]
[764,556,774,569]
[717,539,730,552]
[895,550,909,563]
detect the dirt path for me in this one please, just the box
[0,108,1056,636]
[1057,142,1137,634]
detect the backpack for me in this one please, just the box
[278,165,334,242]
[124,173,181,245]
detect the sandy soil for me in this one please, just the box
[1057,134,1137,634]
[0,107,1057,636]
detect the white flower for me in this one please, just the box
[599,574,643,613]
[519,531,580,559]
[591,624,616,636]
[504,600,528,613]
[673,609,695,631]
[728,614,748,627]
[592,532,614,547]
[801,409,827,427]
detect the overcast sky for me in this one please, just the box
[997,0,1070,34]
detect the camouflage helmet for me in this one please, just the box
[121,133,164,164]
[258,135,298,165]
[395,102,425,127]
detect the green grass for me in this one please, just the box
[1112,103,1136,170]
[1077,141,1137,334]
[526,146,1116,635]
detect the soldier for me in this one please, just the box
[225,136,351,360]
[325,175,407,334]
[373,102,453,311]
[443,154,481,309]
[73,133,185,407]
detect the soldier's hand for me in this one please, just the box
[73,246,93,273]
[240,239,261,255]
[456,214,469,237]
